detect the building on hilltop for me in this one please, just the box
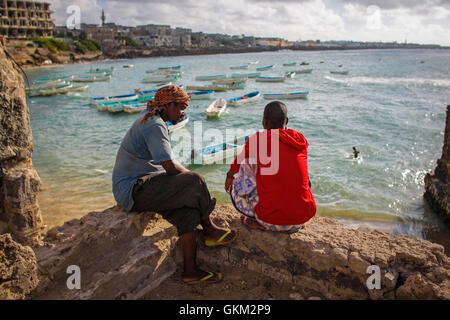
[0,0,54,38]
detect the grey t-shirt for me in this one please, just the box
[112,111,173,211]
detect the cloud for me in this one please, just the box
[45,0,450,45]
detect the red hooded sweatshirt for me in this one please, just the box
[230,129,316,225]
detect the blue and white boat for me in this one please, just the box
[230,65,249,70]
[263,91,309,100]
[256,65,274,71]
[190,135,249,165]
[123,103,147,114]
[195,74,226,81]
[187,91,215,100]
[167,115,189,132]
[89,93,139,105]
[255,76,285,83]
[228,91,260,106]
[231,72,261,79]
[158,65,181,70]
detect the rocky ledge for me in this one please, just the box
[28,205,449,300]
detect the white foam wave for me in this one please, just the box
[325,76,450,87]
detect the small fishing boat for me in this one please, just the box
[107,104,125,113]
[263,91,309,100]
[158,65,181,70]
[168,115,189,132]
[195,74,227,81]
[292,68,313,74]
[67,85,88,92]
[228,91,260,106]
[89,93,139,105]
[90,67,114,73]
[330,70,349,75]
[26,80,68,91]
[123,103,147,114]
[186,85,228,92]
[190,136,248,165]
[255,76,285,83]
[226,82,246,90]
[285,71,296,78]
[300,62,309,66]
[187,91,215,100]
[27,83,73,97]
[142,75,178,83]
[256,65,274,71]
[230,65,249,70]
[205,98,227,117]
[213,78,247,85]
[247,61,259,65]
[123,64,134,68]
[231,72,261,79]
[283,62,297,66]
[72,75,111,82]
[97,96,155,111]
[137,89,158,98]
[32,75,74,85]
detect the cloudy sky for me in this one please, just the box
[47,0,450,45]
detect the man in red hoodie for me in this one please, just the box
[225,101,316,231]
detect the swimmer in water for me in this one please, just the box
[352,146,360,159]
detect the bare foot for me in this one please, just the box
[203,227,237,244]
[241,216,267,230]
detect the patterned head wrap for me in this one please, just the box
[141,84,190,124]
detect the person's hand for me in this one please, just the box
[225,176,234,193]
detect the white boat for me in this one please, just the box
[256,65,274,71]
[285,71,296,78]
[27,83,73,97]
[32,75,74,85]
[26,80,67,91]
[195,74,226,81]
[230,65,249,70]
[108,104,125,113]
[205,98,227,117]
[330,70,349,75]
[123,103,147,114]
[255,76,285,83]
[190,136,248,165]
[292,69,313,74]
[142,75,178,83]
[67,85,88,92]
[231,72,261,78]
[187,91,215,100]
[228,91,260,106]
[186,85,228,92]
[167,115,189,132]
[123,64,134,68]
[213,78,247,85]
[247,61,259,65]
[283,62,297,66]
[89,93,139,105]
[159,65,181,70]
[72,75,111,82]
[263,91,309,99]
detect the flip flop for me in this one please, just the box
[183,271,222,285]
[204,229,238,247]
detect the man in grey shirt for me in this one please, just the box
[113,85,237,284]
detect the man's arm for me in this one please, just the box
[224,168,235,193]
[161,159,189,175]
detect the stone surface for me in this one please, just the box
[0,233,39,299]
[31,205,449,300]
[424,105,450,226]
[0,41,43,245]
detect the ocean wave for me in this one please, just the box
[325,76,450,88]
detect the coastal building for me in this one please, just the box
[0,0,54,38]
[172,27,191,48]
[256,37,294,47]
[132,24,173,47]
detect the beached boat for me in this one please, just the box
[195,74,227,81]
[89,93,139,105]
[123,103,147,114]
[72,75,111,82]
[27,83,73,97]
[205,98,227,117]
[231,72,261,79]
[330,70,349,75]
[292,68,313,74]
[263,91,309,99]
[230,65,249,70]
[158,65,181,70]
[285,71,296,78]
[256,65,274,71]
[283,62,297,66]
[228,91,260,106]
[142,75,178,83]
[186,85,228,92]
[213,78,247,85]
[255,76,285,83]
[190,136,248,165]
[187,91,215,100]
[168,115,189,132]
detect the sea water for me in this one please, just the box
[24,49,450,249]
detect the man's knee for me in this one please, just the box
[180,171,206,186]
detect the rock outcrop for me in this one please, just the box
[32,205,449,300]
[0,41,43,245]
[424,105,450,226]
[0,233,39,299]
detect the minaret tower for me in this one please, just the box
[101,9,106,26]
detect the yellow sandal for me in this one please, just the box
[204,229,238,247]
